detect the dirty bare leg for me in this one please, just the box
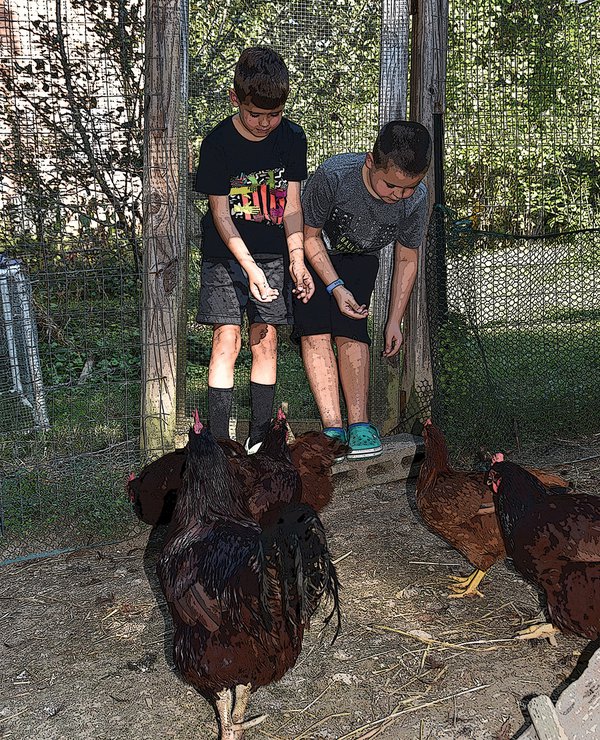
[335,337,370,426]
[301,334,343,428]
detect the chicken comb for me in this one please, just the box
[192,408,203,434]
[127,472,135,482]
[277,407,286,421]
[423,418,432,427]
[491,452,504,464]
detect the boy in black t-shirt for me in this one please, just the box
[194,47,313,452]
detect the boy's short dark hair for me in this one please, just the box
[234,47,289,109]
[372,120,432,176]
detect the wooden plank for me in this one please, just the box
[141,0,188,457]
[528,695,570,740]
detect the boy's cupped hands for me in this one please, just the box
[332,286,368,320]
[246,264,279,303]
[289,260,315,304]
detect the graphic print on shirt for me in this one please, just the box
[324,207,398,254]
[229,168,287,226]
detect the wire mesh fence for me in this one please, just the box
[425,0,600,453]
[0,0,599,560]
[0,0,144,560]
[426,208,600,453]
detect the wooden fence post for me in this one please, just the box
[141,0,188,456]
[401,0,448,428]
[372,0,410,433]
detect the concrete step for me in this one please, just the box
[332,433,424,492]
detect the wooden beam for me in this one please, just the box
[372,0,410,434]
[141,0,188,457]
[402,0,448,427]
[527,696,569,740]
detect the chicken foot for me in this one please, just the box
[215,686,266,740]
[515,622,560,646]
[447,568,486,598]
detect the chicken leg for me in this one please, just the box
[215,688,237,740]
[232,683,266,737]
[515,622,560,646]
[448,568,486,598]
[215,685,266,740]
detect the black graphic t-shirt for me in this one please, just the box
[194,117,308,259]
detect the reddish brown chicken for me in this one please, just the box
[233,409,303,522]
[127,414,346,525]
[289,431,348,512]
[488,455,600,642]
[157,415,340,739]
[416,421,571,598]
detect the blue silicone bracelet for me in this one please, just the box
[326,278,345,294]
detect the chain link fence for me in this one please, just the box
[426,208,600,453]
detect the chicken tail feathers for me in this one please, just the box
[261,503,342,641]
[322,558,342,643]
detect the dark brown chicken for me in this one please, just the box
[157,415,340,739]
[416,421,571,598]
[128,414,346,525]
[234,409,303,522]
[488,455,600,642]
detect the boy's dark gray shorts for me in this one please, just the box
[292,252,380,345]
[197,257,293,326]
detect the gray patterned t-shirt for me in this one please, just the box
[302,153,428,255]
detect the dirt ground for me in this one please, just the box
[1,435,599,740]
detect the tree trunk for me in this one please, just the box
[141,0,188,457]
[371,0,410,434]
[401,0,448,431]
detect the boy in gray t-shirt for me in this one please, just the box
[293,120,431,459]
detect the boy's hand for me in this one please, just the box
[332,286,368,320]
[383,321,403,357]
[246,264,279,303]
[289,259,315,303]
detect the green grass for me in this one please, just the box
[0,282,142,555]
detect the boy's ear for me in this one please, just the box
[229,88,240,107]
[365,152,375,170]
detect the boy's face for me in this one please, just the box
[229,90,284,141]
[364,153,425,203]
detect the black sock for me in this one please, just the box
[208,386,233,439]
[249,381,276,446]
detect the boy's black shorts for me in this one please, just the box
[197,256,293,326]
[292,253,380,345]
